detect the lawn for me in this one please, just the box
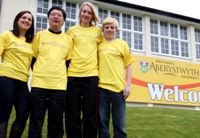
[7,106,200,138]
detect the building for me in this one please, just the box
[1,0,200,110]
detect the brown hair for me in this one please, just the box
[12,11,35,43]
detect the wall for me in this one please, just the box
[0,0,36,33]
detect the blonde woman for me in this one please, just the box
[65,2,103,138]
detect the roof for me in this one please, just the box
[94,0,200,24]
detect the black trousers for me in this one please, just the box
[28,88,66,138]
[65,76,98,138]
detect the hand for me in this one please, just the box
[123,84,131,99]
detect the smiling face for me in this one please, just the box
[80,5,93,27]
[48,9,65,31]
[102,23,118,41]
[17,13,33,33]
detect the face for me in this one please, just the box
[102,23,118,41]
[48,9,65,30]
[17,13,33,32]
[80,5,93,25]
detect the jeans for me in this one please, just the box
[98,88,127,138]
[28,88,66,138]
[0,76,29,125]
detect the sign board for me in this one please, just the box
[128,55,200,106]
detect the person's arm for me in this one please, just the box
[66,60,71,68]
[31,32,40,71]
[30,57,36,70]
[123,64,132,99]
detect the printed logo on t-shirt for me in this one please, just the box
[41,41,66,49]
[14,43,18,47]
[13,43,31,49]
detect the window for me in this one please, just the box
[150,19,189,58]
[150,20,158,34]
[134,33,143,50]
[99,8,144,50]
[36,0,49,32]
[111,11,120,38]
[64,2,77,32]
[170,24,178,38]
[0,0,2,13]
[36,16,48,32]
[123,31,132,48]
[180,26,187,40]
[37,0,49,14]
[196,44,200,59]
[134,16,142,32]
[36,0,144,51]
[98,9,108,24]
[111,11,120,23]
[171,40,179,56]
[181,42,189,57]
[195,29,200,59]
[65,2,76,19]
[161,38,169,54]
[151,36,159,52]
[52,0,62,7]
[36,0,78,32]
[160,22,168,36]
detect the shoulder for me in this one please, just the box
[116,38,127,44]
[1,30,13,36]
[91,26,101,31]
[68,25,79,30]
[66,34,72,40]
[36,29,48,35]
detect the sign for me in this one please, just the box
[127,55,200,106]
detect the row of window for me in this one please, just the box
[36,0,200,59]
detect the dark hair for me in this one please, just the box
[12,11,35,43]
[47,6,66,21]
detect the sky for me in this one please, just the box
[118,0,200,19]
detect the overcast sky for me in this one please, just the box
[118,0,200,19]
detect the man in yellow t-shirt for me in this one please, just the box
[98,17,134,138]
[28,6,73,138]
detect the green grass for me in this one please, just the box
[7,107,200,138]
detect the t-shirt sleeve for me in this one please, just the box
[0,32,6,56]
[32,33,39,58]
[97,28,104,44]
[66,35,73,60]
[123,41,134,67]
[66,28,71,36]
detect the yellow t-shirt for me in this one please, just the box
[0,31,33,82]
[66,25,103,77]
[31,30,73,90]
[98,38,134,92]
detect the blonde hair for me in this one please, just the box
[102,17,119,31]
[78,2,99,26]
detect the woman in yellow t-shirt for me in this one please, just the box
[65,2,103,138]
[0,11,34,138]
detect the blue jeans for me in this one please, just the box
[98,88,127,138]
[0,76,29,125]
